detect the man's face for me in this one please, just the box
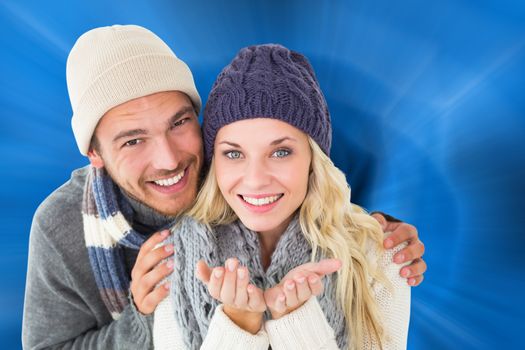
[88,91,203,216]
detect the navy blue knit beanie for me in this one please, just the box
[203,44,331,163]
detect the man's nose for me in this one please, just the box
[150,137,182,171]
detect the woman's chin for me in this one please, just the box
[242,221,277,234]
[237,214,292,237]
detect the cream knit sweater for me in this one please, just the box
[154,240,410,349]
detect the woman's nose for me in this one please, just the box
[241,159,272,190]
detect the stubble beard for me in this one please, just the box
[103,163,204,217]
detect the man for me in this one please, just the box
[22,25,426,349]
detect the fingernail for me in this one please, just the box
[227,259,236,272]
[408,278,416,286]
[401,268,409,277]
[165,245,173,253]
[286,281,295,290]
[384,239,393,248]
[214,269,224,278]
[247,285,254,293]
[166,260,174,269]
[164,283,170,290]
[161,230,169,237]
[296,276,306,284]
[394,254,404,263]
[237,268,245,279]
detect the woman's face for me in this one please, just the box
[214,118,312,236]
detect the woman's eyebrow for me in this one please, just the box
[218,137,296,147]
[218,141,241,147]
[270,137,296,145]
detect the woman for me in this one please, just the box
[154,44,410,349]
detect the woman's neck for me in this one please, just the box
[257,216,294,270]
[258,230,280,270]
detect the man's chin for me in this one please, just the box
[152,206,185,217]
[143,195,194,217]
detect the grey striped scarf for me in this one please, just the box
[82,166,174,319]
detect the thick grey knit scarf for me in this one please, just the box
[169,215,348,349]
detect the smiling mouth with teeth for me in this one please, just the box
[240,194,284,206]
[152,169,185,187]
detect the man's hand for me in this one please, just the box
[130,230,174,314]
[263,259,341,319]
[196,258,266,334]
[372,213,427,286]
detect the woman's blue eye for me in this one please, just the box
[273,149,290,158]
[225,150,242,159]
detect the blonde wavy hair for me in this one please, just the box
[189,137,387,349]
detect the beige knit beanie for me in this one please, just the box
[67,24,202,155]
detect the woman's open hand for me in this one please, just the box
[264,258,342,319]
[196,258,266,334]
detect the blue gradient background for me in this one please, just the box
[1,0,524,349]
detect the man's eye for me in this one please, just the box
[172,117,189,128]
[225,150,242,159]
[123,139,142,147]
[272,149,291,158]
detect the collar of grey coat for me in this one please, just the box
[119,188,175,237]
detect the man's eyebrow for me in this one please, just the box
[111,106,195,144]
[112,129,148,143]
[168,106,195,125]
